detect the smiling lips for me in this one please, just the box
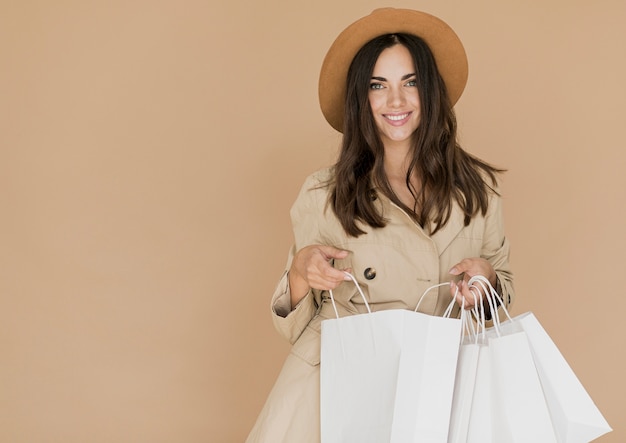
[384,112,411,123]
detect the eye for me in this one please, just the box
[369,82,384,90]
[405,79,417,87]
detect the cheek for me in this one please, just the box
[368,93,383,112]
[411,93,421,109]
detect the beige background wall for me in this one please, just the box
[1,0,624,441]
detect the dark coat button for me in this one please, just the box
[364,267,376,280]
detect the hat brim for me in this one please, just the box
[318,8,468,133]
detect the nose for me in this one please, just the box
[387,86,406,108]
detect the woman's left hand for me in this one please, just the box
[449,258,496,310]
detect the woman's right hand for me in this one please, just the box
[288,245,352,308]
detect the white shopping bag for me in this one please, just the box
[447,310,481,443]
[462,276,556,442]
[499,313,612,443]
[320,274,462,443]
[465,343,493,443]
[470,275,611,443]
[489,330,558,442]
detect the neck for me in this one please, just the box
[383,142,412,180]
[382,141,422,208]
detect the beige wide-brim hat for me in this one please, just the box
[318,8,468,133]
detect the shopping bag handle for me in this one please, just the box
[453,277,500,343]
[328,272,372,319]
[467,275,513,338]
[414,282,458,319]
[466,277,497,336]
[468,275,512,322]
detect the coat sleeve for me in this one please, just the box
[481,190,515,311]
[269,173,328,344]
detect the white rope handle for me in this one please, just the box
[329,274,506,327]
[415,282,457,317]
[474,278,501,338]
[466,275,512,338]
[328,272,372,319]
[468,275,512,322]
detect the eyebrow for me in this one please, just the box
[371,73,417,82]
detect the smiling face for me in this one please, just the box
[368,44,421,151]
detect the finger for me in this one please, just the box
[316,248,352,282]
[313,266,359,290]
[308,264,352,289]
[307,249,341,269]
[450,281,465,308]
[309,273,349,291]
[449,258,473,276]
[292,245,352,290]
[456,280,471,309]
[450,258,496,286]
[318,245,350,261]
[459,280,482,310]
[341,268,354,280]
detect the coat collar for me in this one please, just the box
[375,190,466,255]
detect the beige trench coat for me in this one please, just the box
[246,168,514,443]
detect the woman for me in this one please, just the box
[247,8,514,442]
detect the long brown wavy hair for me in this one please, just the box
[329,33,503,237]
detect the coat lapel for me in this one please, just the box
[377,190,466,256]
[428,202,466,256]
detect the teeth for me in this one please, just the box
[386,113,409,121]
